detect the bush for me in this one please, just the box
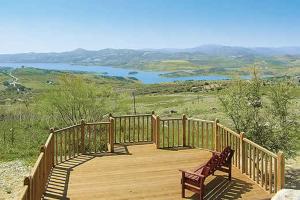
[219,69,299,158]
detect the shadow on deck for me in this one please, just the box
[43,144,271,200]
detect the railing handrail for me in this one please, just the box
[188,118,214,123]
[111,114,152,118]
[243,138,277,158]
[53,124,80,133]
[217,123,240,137]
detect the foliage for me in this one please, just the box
[40,74,129,126]
[219,69,299,158]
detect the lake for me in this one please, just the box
[0,63,229,84]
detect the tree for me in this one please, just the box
[219,69,299,158]
[41,74,128,126]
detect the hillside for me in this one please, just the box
[1,45,300,77]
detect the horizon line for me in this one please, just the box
[1,44,300,55]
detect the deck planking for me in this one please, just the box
[44,144,272,200]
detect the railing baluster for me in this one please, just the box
[274,158,277,192]
[187,119,190,146]
[257,149,260,184]
[172,120,175,147]
[73,127,75,157]
[167,120,170,148]
[129,117,131,143]
[147,116,149,141]
[94,124,97,154]
[265,154,268,190]
[197,121,200,148]
[88,125,91,154]
[253,147,256,181]
[192,121,195,148]
[64,130,67,161]
[162,120,165,148]
[211,123,213,150]
[269,156,273,193]
[177,120,180,146]
[133,117,136,142]
[201,122,204,148]
[68,128,71,159]
[142,116,145,141]
[261,152,264,187]
[119,118,122,143]
[138,116,140,142]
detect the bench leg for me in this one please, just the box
[199,185,204,200]
[229,165,232,181]
[181,173,185,198]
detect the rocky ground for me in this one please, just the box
[0,161,30,200]
[285,156,300,190]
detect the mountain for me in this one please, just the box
[0,45,300,66]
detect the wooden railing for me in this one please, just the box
[216,122,285,194]
[20,132,55,200]
[187,118,214,150]
[154,115,215,150]
[18,120,113,200]
[111,113,153,144]
[18,112,285,199]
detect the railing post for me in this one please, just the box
[240,132,245,173]
[40,145,46,194]
[213,119,219,151]
[182,114,187,147]
[277,151,285,191]
[24,176,31,200]
[151,111,156,144]
[156,116,160,149]
[50,128,55,167]
[80,119,85,154]
[109,117,115,153]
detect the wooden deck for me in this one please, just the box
[43,144,272,200]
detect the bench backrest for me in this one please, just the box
[219,146,234,166]
[204,154,219,175]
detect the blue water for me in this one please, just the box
[0,63,230,84]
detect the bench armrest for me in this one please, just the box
[211,150,220,156]
[179,169,205,178]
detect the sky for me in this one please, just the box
[0,0,300,53]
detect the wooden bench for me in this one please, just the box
[179,146,234,200]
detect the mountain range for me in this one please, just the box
[0,45,300,68]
